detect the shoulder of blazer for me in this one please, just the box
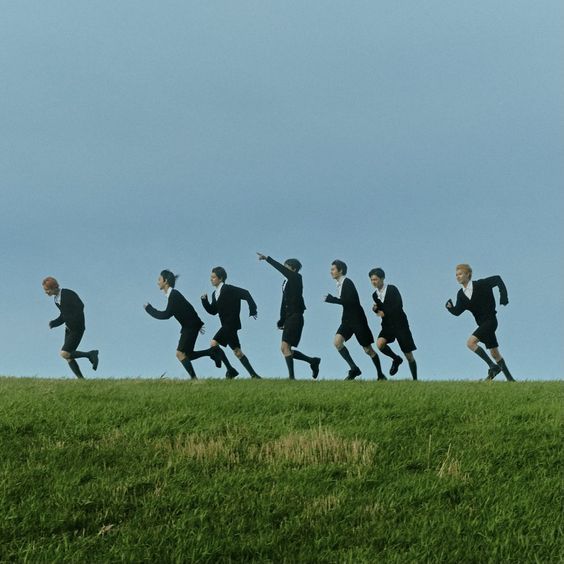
[386,285,401,299]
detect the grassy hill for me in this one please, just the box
[0,377,562,563]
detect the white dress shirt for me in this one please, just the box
[375,284,387,302]
[165,287,173,299]
[463,281,473,300]
[336,276,347,298]
[214,282,224,300]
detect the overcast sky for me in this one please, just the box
[1,1,562,380]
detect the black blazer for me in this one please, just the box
[373,284,410,330]
[201,284,257,331]
[50,288,85,332]
[326,277,368,326]
[145,289,204,331]
[448,276,508,325]
[266,256,306,327]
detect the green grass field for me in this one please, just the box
[0,377,562,563]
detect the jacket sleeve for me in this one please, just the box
[236,287,258,317]
[372,290,383,311]
[484,275,509,305]
[325,294,342,305]
[266,256,293,280]
[50,313,65,328]
[277,295,286,328]
[201,295,217,315]
[145,294,175,320]
[447,291,466,316]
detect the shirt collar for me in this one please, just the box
[336,275,346,287]
[377,283,387,300]
[215,282,224,296]
[165,287,173,299]
[463,280,473,297]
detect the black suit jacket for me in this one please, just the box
[201,284,257,331]
[266,256,306,327]
[145,289,204,331]
[448,276,508,325]
[326,277,368,326]
[373,284,410,330]
[50,288,85,332]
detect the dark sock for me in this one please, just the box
[239,355,258,377]
[380,345,400,361]
[70,350,90,359]
[67,360,84,379]
[292,350,312,364]
[217,348,234,371]
[370,353,385,379]
[497,358,515,381]
[189,348,213,360]
[409,360,418,380]
[180,358,197,379]
[474,346,495,368]
[285,355,295,379]
[338,346,357,370]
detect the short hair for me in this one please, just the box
[368,268,385,279]
[456,264,472,278]
[42,276,59,291]
[332,260,347,276]
[160,269,179,288]
[284,258,302,272]
[212,266,227,282]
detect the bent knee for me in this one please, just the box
[60,350,71,360]
[466,337,478,350]
[281,342,291,356]
[176,350,186,361]
[376,338,386,350]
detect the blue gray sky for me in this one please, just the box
[1,1,562,380]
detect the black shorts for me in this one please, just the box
[62,328,84,353]
[213,327,241,350]
[337,323,374,347]
[282,313,304,347]
[177,327,200,354]
[473,318,499,349]
[378,326,417,354]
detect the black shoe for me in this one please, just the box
[486,365,502,381]
[390,356,403,376]
[251,374,262,379]
[311,357,321,380]
[211,347,222,368]
[377,374,388,381]
[505,374,516,382]
[190,375,198,380]
[345,367,362,380]
[90,350,99,371]
[226,369,239,379]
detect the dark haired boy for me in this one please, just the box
[324,260,386,380]
[446,264,514,381]
[42,276,99,379]
[369,268,418,380]
[257,252,321,380]
[201,267,261,379]
[144,270,217,380]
